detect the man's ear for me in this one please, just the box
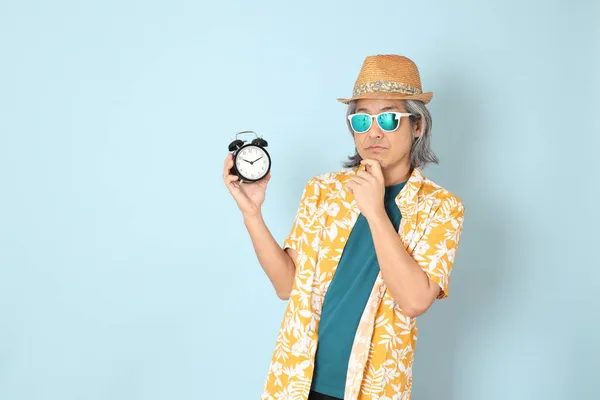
[413,117,423,137]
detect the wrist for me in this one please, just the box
[366,206,388,226]
[243,211,263,225]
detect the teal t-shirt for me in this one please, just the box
[310,181,406,398]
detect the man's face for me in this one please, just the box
[352,99,420,171]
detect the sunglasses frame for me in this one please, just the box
[347,112,414,134]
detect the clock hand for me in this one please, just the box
[250,156,264,164]
[242,158,252,164]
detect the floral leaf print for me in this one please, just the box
[263,169,464,400]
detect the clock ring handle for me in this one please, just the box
[235,130,260,140]
[234,130,268,148]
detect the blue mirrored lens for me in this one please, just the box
[377,112,400,131]
[350,114,371,133]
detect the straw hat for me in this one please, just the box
[337,54,433,104]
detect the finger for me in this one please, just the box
[360,158,379,172]
[356,170,375,181]
[346,178,362,195]
[222,155,234,181]
[360,159,383,179]
[349,175,369,185]
[223,153,233,168]
[226,176,241,193]
[346,181,354,194]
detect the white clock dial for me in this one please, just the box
[235,145,270,180]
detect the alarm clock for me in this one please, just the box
[228,130,271,183]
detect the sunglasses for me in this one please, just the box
[348,112,414,134]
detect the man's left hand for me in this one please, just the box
[347,159,386,221]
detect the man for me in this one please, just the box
[222,54,465,400]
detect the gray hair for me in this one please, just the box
[342,99,439,169]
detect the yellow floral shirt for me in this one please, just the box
[261,167,465,400]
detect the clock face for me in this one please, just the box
[235,145,270,181]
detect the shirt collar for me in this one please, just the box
[396,168,424,218]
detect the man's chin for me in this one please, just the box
[371,155,385,167]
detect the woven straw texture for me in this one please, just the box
[338,54,433,104]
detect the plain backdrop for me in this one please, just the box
[1,1,599,399]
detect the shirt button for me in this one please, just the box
[340,237,345,242]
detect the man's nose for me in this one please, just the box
[367,120,384,139]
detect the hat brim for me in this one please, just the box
[337,91,433,105]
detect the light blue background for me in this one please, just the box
[1,1,598,399]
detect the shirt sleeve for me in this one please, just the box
[412,197,465,299]
[283,177,320,252]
